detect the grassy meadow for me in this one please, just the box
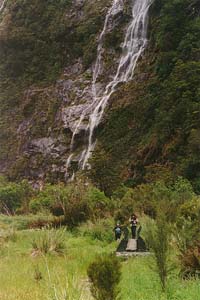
[0,215,200,300]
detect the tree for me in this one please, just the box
[87,254,121,300]
[146,210,172,291]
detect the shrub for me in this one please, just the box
[28,216,64,229]
[0,214,57,230]
[0,227,17,245]
[86,187,110,220]
[31,227,66,255]
[116,178,196,223]
[29,184,60,213]
[61,183,91,228]
[179,242,200,279]
[29,181,110,227]
[174,207,200,278]
[47,273,89,300]
[29,183,82,219]
[0,0,72,84]
[87,254,121,300]
[79,219,114,243]
[178,197,200,220]
[0,179,34,214]
[146,210,172,291]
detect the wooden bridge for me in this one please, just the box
[116,238,151,257]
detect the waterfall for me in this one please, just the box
[0,0,7,12]
[65,0,124,177]
[65,0,153,178]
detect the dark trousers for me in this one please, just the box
[115,233,121,240]
[131,226,137,239]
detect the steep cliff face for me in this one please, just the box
[0,0,200,194]
[90,0,200,194]
[0,0,127,180]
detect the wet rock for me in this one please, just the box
[64,60,83,76]
[62,104,90,133]
[2,0,133,181]
[17,120,31,135]
[74,0,85,8]
[30,138,55,155]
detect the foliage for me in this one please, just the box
[29,180,110,227]
[179,242,200,279]
[146,210,172,291]
[174,197,200,278]
[90,0,200,192]
[175,198,200,251]
[86,187,111,219]
[79,219,114,243]
[0,0,108,177]
[115,178,195,222]
[0,227,17,245]
[29,182,90,226]
[29,184,61,214]
[31,227,66,255]
[0,213,56,230]
[178,197,200,221]
[0,223,200,299]
[89,146,123,197]
[0,0,72,84]
[0,178,34,214]
[87,253,121,300]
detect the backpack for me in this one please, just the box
[115,227,121,234]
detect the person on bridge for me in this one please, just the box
[130,214,138,239]
[114,223,122,240]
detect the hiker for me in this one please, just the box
[130,214,138,239]
[114,223,122,240]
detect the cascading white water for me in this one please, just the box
[0,0,7,12]
[66,0,153,177]
[65,0,124,177]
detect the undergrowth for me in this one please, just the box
[31,227,66,255]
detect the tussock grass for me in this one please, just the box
[31,227,66,255]
[121,257,200,300]
[0,216,199,299]
[0,214,54,230]
[78,219,114,243]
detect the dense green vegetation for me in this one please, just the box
[0,0,72,85]
[0,211,200,300]
[90,0,200,195]
[1,175,200,279]
[0,1,200,298]
[0,173,200,298]
[0,0,110,174]
[88,254,121,300]
[0,0,112,96]
[0,0,200,295]
[0,0,71,169]
[1,0,198,192]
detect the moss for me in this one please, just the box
[8,156,30,181]
[0,0,72,85]
[1,0,200,191]
[0,0,111,177]
[89,0,200,193]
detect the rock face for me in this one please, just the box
[0,0,132,181]
[2,0,199,192]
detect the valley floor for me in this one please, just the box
[0,215,200,300]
